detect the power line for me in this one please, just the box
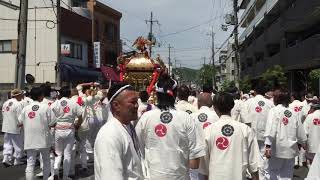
[159,15,223,38]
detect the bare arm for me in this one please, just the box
[189,158,200,169]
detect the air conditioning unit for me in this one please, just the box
[224,14,235,25]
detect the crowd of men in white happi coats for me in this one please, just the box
[1,73,320,180]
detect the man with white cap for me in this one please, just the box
[50,86,83,180]
[1,89,24,166]
[18,87,56,180]
[94,82,144,180]
[176,84,198,114]
[136,74,205,179]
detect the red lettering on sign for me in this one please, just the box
[154,124,167,137]
[216,137,229,150]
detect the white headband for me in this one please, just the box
[109,84,132,103]
[155,80,177,94]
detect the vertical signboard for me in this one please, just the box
[94,42,101,68]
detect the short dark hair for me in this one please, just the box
[139,91,149,103]
[254,80,266,95]
[30,87,44,101]
[213,92,235,114]
[59,86,71,98]
[177,84,190,101]
[291,91,302,101]
[274,88,290,107]
[107,82,133,101]
[202,84,213,93]
[156,73,177,110]
[40,83,51,97]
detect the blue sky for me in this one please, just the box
[103,0,235,69]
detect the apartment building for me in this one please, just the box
[239,0,320,91]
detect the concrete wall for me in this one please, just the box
[0,5,57,84]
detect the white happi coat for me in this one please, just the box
[18,101,56,150]
[242,95,274,141]
[94,117,144,180]
[2,98,24,134]
[175,100,198,114]
[302,102,312,120]
[191,106,219,132]
[22,97,33,108]
[289,100,304,121]
[304,110,320,154]
[42,97,55,107]
[136,108,205,180]
[199,115,260,180]
[50,97,83,126]
[264,105,307,159]
[231,99,246,122]
[305,145,320,180]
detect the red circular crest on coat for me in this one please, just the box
[282,117,289,125]
[203,122,212,129]
[313,119,319,125]
[216,137,229,150]
[255,106,262,113]
[6,106,10,111]
[63,106,70,113]
[48,102,52,106]
[294,107,300,112]
[154,124,167,137]
[28,112,36,119]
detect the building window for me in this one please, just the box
[232,57,235,63]
[105,50,117,66]
[105,23,115,41]
[247,58,253,67]
[0,40,12,53]
[65,41,82,60]
[232,70,235,75]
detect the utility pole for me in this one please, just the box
[168,44,173,75]
[208,26,216,88]
[15,0,28,89]
[233,0,241,87]
[203,57,206,65]
[145,12,158,58]
[56,0,62,87]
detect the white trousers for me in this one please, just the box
[26,148,50,180]
[39,152,55,177]
[258,140,268,179]
[2,133,23,162]
[265,157,295,180]
[54,129,75,179]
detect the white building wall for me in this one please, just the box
[0,4,57,84]
[0,1,87,85]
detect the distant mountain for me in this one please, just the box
[172,67,200,84]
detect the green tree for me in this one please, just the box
[308,69,320,95]
[199,64,215,86]
[261,65,287,90]
[239,75,251,93]
[221,80,235,91]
